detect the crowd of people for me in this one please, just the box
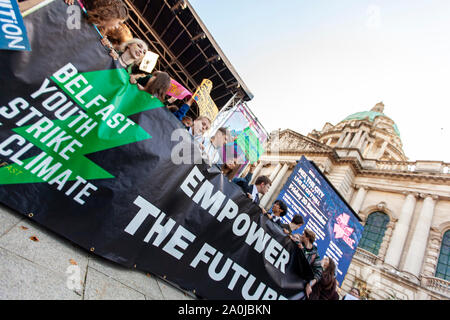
[231,165,353,300]
[17,0,362,301]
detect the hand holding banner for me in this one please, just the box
[166,78,192,100]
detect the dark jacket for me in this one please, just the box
[280,222,293,234]
[232,172,259,203]
[302,245,323,282]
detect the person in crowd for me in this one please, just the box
[233,170,271,206]
[189,116,211,145]
[107,22,133,50]
[173,96,197,121]
[293,228,323,299]
[280,214,304,235]
[266,200,288,225]
[167,105,179,113]
[181,116,193,129]
[308,256,339,300]
[202,127,228,166]
[62,0,129,34]
[221,157,240,181]
[342,287,361,300]
[118,38,148,73]
[143,71,171,103]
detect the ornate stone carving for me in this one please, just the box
[266,129,332,153]
[377,202,387,211]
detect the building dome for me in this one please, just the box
[308,102,407,161]
[343,107,401,137]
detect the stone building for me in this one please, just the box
[251,102,450,300]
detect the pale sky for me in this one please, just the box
[190,0,450,163]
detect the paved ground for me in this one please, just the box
[0,204,196,300]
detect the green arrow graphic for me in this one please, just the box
[0,68,163,184]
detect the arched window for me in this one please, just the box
[435,230,450,281]
[358,211,389,256]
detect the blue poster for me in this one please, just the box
[277,156,364,285]
[0,0,31,51]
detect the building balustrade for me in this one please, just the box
[421,276,450,298]
[354,247,380,265]
[360,160,450,175]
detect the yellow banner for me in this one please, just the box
[193,79,219,122]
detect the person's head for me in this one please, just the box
[182,116,193,128]
[107,22,133,49]
[167,105,179,113]
[321,256,337,290]
[221,157,240,180]
[290,214,304,231]
[321,256,336,274]
[272,200,288,217]
[224,157,238,171]
[192,116,211,136]
[301,228,316,245]
[349,287,360,298]
[86,0,129,32]
[144,71,171,102]
[254,175,271,195]
[212,127,228,147]
[120,38,148,64]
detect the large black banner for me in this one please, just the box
[0,1,312,299]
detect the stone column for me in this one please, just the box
[336,132,346,147]
[249,161,264,184]
[350,185,368,213]
[350,131,362,148]
[342,132,353,148]
[357,132,368,150]
[260,162,289,208]
[384,192,418,268]
[376,141,389,159]
[363,141,373,157]
[403,194,438,277]
[269,163,282,181]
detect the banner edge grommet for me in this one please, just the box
[28,213,33,217]
[90,247,95,252]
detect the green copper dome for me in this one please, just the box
[344,111,401,137]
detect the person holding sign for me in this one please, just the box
[118,38,148,73]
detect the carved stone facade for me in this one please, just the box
[249,103,450,300]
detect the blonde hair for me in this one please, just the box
[119,38,149,64]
